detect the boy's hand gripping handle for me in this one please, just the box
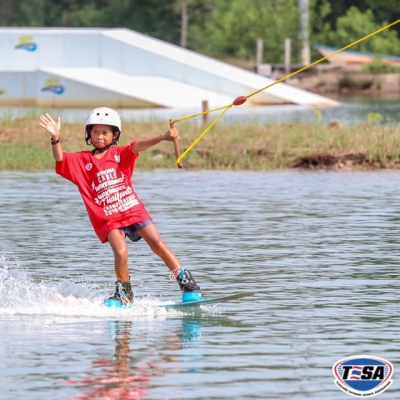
[170,121,182,168]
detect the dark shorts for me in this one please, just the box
[119,220,153,242]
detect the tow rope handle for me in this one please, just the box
[170,120,182,168]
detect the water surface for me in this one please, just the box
[0,170,399,399]
[1,97,399,126]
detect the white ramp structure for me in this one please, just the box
[0,28,339,108]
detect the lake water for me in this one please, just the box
[1,95,400,127]
[0,169,399,399]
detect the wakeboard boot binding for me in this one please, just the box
[176,268,202,302]
[104,280,134,307]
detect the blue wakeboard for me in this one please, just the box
[104,298,132,308]
[157,292,252,309]
[104,292,252,309]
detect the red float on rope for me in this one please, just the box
[232,96,247,106]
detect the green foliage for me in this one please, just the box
[309,0,332,49]
[0,0,46,26]
[313,0,400,36]
[58,0,181,44]
[2,120,400,171]
[367,112,382,125]
[323,7,400,56]
[313,106,323,122]
[362,57,400,74]
[195,0,299,62]
[0,144,54,171]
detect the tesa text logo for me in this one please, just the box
[333,355,394,397]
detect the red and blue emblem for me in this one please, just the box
[333,355,394,397]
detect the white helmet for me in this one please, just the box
[86,107,121,131]
[85,107,122,147]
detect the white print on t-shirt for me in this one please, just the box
[114,155,120,162]
[85,163,92,170]
[92,167,139,216]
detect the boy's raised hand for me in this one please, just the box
[39,113,61,138]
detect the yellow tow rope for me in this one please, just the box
[171,18,400,167]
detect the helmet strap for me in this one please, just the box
[91,142,115,155]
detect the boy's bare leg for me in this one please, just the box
[137,224,181,272]
[108,229,130,282]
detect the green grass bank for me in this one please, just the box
[1,118,400,171]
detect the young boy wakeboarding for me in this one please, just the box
[39,107,201,306]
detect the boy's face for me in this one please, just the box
[90,124,115,148]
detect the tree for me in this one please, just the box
[172,0,212,48]
[312,0,400,36]
[191,0,299,63]
[324,7,400,56]
[0,0,46,26]
[43,0,181,44]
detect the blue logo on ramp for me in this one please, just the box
[15,36,37,51]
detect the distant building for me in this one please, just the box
[314,45,400,67]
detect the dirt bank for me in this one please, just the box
[291,152,400,170]
[286,65,400,96]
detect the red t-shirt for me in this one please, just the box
[56,141,151,243]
